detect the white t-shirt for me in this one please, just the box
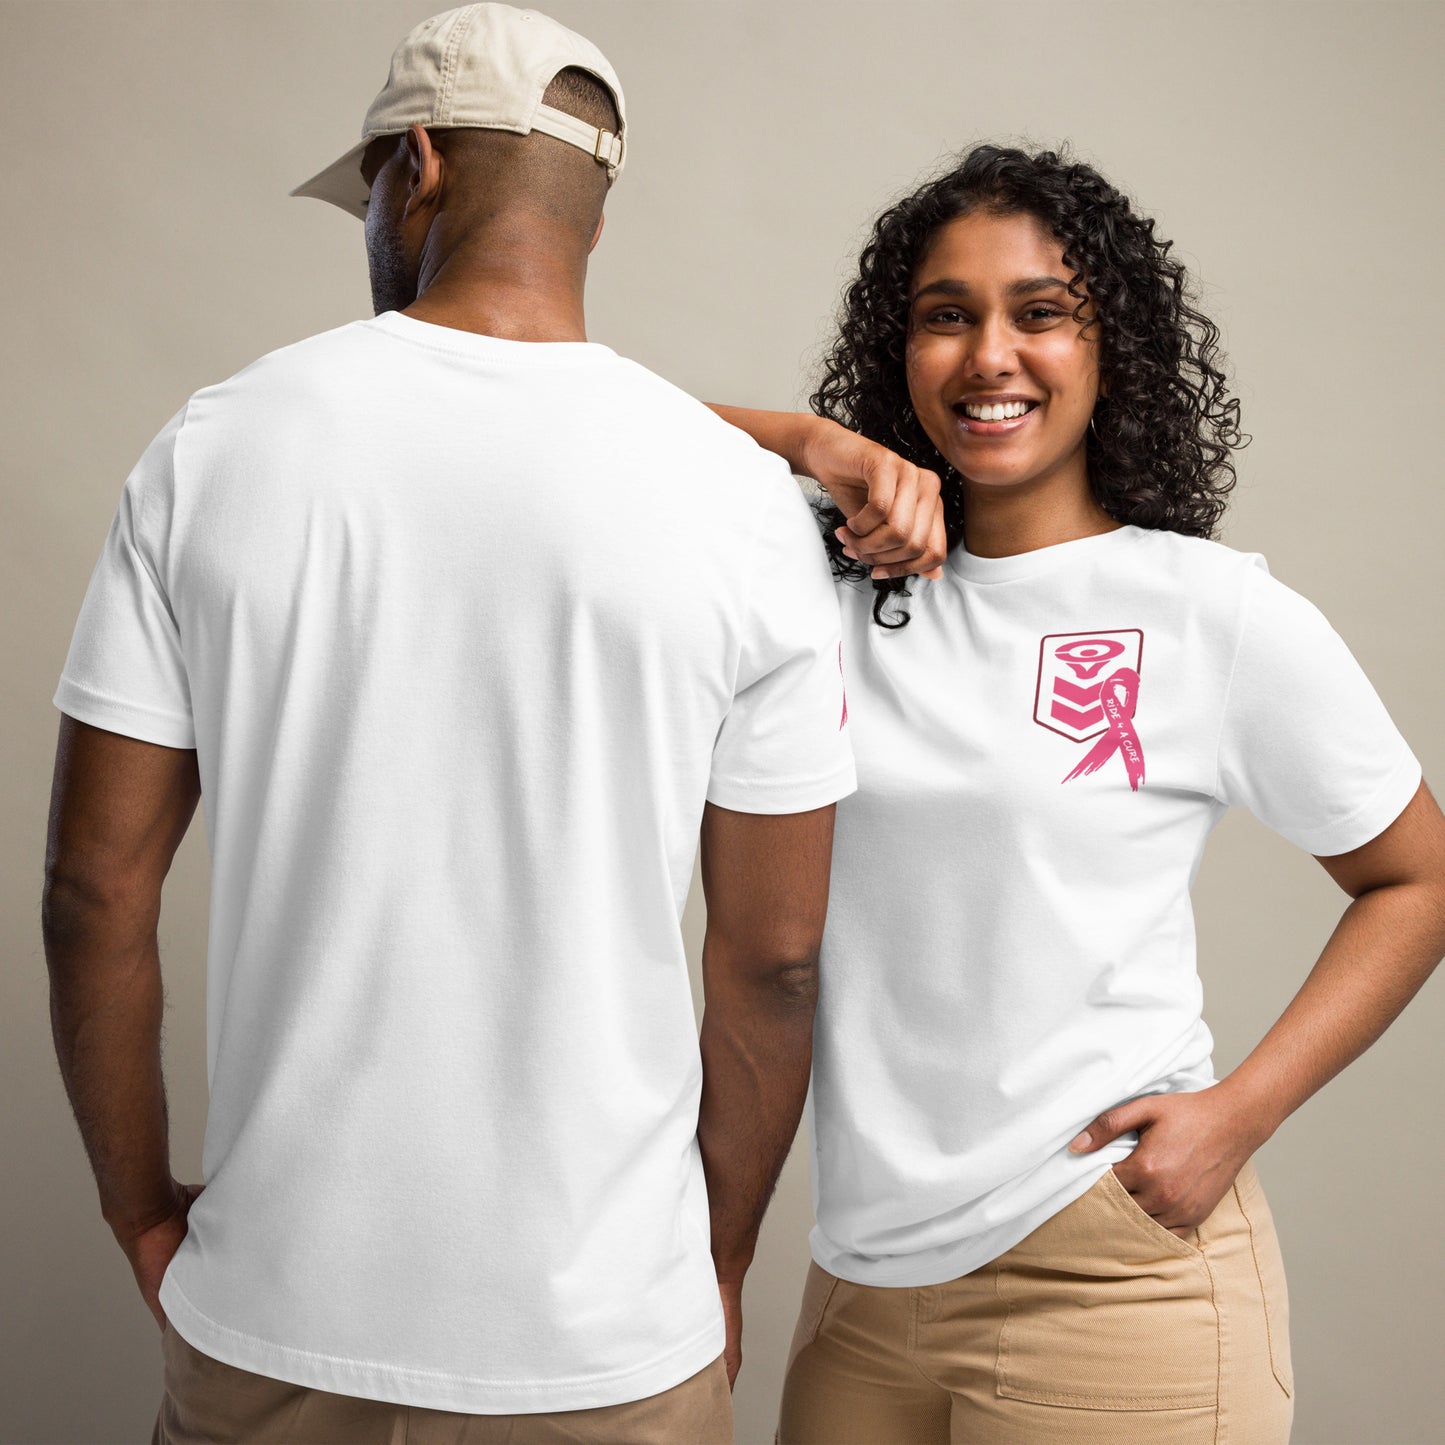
[811,522,1419,1287]
[53,309,856,1412]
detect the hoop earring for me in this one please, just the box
[1088,414,1100,439]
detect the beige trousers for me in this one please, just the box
[778,1158,1293,1443]
[151,1326,732,1445]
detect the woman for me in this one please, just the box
[713,144,1445,1443]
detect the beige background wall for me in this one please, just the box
[3,2,1441,1441]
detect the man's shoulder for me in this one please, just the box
[192,319,368,400]
[603,360,792,474]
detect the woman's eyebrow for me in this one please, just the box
[912,275,1071,302]
[1008,276,1071,297]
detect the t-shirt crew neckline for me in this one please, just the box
[947,523,1141,584]
[366,307,616,363]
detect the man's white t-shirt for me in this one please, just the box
[811,522,1419,1286]
[53,309,856,1412]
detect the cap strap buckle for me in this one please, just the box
[593,128,622,168]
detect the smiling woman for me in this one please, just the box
[811,143,1242,625]
[908,219,1104,493]
[708,140,1445,1445]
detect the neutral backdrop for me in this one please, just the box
[3,2,1441,1442]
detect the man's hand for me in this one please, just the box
[717,1276,743,1390]
[1068,1084,1265,1238]
[798,418,946,580]
[113,1178,204,1330]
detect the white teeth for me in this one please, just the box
[963,400,1033,420]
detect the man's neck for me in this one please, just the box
[403,229,589,343]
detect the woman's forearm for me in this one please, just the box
[1217,787,1445,1145]
[706,405,949,577]
[1218,873,1445,1143]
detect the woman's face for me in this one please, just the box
[906,209,1101,497]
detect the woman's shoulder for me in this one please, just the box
[1128,525,1262,575]
[1130,528,1351,649]
[1127,525,1275,601]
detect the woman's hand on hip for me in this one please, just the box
[1068,1084,1268,1237]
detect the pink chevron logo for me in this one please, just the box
[1034,630,1143,742]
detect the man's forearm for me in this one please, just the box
[42,890,176,1239]
[695,953,818,1283]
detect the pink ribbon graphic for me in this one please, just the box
[1061,666,1145,791]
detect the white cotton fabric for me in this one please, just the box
[811,523,1419,1287]
[53,309,855,1412]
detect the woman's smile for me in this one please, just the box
[950,392,1043,435]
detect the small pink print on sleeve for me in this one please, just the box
[838,641,849,730]
[1034,630,1146,791]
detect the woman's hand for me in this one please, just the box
[1067,1083,1266,1237]
[1071,785,1445,1243]
[798,418,947,580]
[705,406,947,580]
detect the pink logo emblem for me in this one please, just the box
[838,641,848,730]
[1034,630,1146,791]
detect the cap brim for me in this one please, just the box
[289,137,375,221]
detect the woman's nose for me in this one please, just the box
[966,315,1017,379]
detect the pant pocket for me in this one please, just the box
[1233,1160,1294,1397]
[995,1172,1220,1410]
[783,1261,843,1374]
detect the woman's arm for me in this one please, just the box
[1070,781,1445,1235]
[707,404,947,580]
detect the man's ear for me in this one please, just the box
[402,124,444,218]
[588,210,605,254]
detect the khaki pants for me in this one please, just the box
[151,1327,732,1445]
[778,1159,1293,1443]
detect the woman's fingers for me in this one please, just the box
[840,462,945,575]
[842,444,903,537]
[804,423,946,576]
[850,484,919,561]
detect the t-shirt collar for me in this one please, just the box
[948,524,1140,584]
[366,309,615,363]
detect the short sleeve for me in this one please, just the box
[1215,557,1420,855]
[706,472,857,814]
[53,404,196,749]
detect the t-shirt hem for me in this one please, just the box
[808,1157,1119,1288]
[1281,750,1422,856]
[158,1274,725,1414]
[705,760,857,815]
[53,678,196,749]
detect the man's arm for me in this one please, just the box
[42,715,204,1328]
[695,798,835,1388]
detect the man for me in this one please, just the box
[42,6,855,1441]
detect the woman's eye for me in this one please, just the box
[928,308,967,325]
[1022,306,1065,322]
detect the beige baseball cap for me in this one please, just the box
[289,3,627,221]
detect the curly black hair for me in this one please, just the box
[812,142,1245,626]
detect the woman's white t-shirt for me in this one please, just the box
[812,522,1420,1286]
